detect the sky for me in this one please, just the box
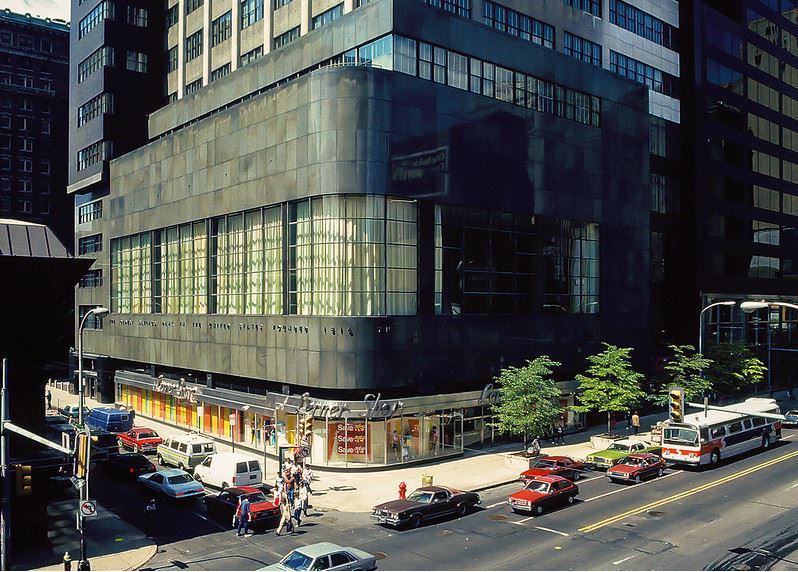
[4,0,70,22]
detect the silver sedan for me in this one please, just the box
[259,542,377,571]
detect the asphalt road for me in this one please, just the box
[92,430,798,571]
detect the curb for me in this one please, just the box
[131,544,158,571]
[472,478,520,493]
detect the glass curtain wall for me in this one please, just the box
[153,222,207,314]
[111,232,152,313]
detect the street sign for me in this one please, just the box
[229,413,236,427]
[70,476,85,490]
[298,446,310,458]
[80,500,97,518]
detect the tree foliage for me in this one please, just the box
[650,344,713,405]
[705,342,767,394]
[571,343,646,435]
[490,356,563,445]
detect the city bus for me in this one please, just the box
[661,398,782,467]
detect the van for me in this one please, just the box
[85,407,134,433]
[193,453,262,490]
[156,433,216,470]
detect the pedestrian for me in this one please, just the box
[632,411,641,435]
[625,411,632,430]
[430,425,439,455]
[555,424,565,445]
[299,479,310,517]
[528,436,541,456]
[275,492,293,536]
[46,389,52,410]
[302,463,313,495]
[274,472,285,502]
[144,498,157,536]
[235,496,251,536]
[391,429,400,461]
[292,485,303,527]
[284,469,296,506]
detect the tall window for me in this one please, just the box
[166,3,179,28]
[167,46,178,73]
[125,50,148,72]
[111,233,152,313]
[240,0,264,29]
[125,6,148,27]
[153,222,207,314]
[185,30,203,62]
[212,11,232,46]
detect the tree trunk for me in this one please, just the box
[607,411,612,436]
[523,432,528,452]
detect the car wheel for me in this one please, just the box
[533,504,543,516]
[634,475,641,484]
[710,449,720,465]
[134,445,140,454]
[456,503,468,517]
[567,495,576,505]
[194,474,202,484]
[657,468,664,478]
[410,514,422,529]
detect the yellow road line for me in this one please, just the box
[579,449,798,533]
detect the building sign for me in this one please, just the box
[327,421,369,463]
[153,378,198,403]
[477,383,501,405]
[391,147,448,182]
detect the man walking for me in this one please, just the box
[555,424,565,445]
[236,496,252,537]
[299,479,310,518]
[46,389,52,410]
[275,492,293,536]
[284,469,296,507]
[631,411,641,435]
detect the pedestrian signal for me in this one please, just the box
[15,464,32,496]
[669,387,685,423]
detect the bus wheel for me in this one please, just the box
[710,449,720,465]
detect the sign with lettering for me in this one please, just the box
[327,421,369,463]
[153,378,198,403]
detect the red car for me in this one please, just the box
[117,427,163,454]
[606,453,666,484]
[508,475,579,515]
[204,486,280,529]
[520,456,585,482]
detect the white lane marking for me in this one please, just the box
[583,470,682,502]
[578,475,605,483]
[508,516,535,526]
[789,481,798,490]
[486,500,509,509]
[535,526,570,537]
[612,556,635,565]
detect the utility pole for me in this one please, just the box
[1,358,9,572]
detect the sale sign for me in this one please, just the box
[327,421,370,462]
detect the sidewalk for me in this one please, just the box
[47,386,667,512]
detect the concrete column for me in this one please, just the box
[202,0,211,84]
[300,0,311,36]
[177,0,186,98]
[231,0,240,71]
[263,0,275,55]
[343,0,354,14]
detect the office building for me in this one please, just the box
[0,10,70,245]
[73,0,652,467]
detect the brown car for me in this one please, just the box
[372,485,481,529]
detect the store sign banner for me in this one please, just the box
[327,421,369,462]
[153,378,198,403]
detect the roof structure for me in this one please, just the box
[0,8,69,32]
[0,218,70,258]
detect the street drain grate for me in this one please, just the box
[489,514,508,521]
[374,552,387,561]
[647,510,664,517]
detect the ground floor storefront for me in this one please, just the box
[114,370,584,469]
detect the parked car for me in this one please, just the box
[105,452,156,480]
[204,486,279,529]
[193,453,262,490]
[85,407,134,433]
[607,453,667,484]
[783,410,798,428]
[117,427,163,454]
[91,430,122,461]
[372,485,480,529]
[59,405,90,420]
[507,475,579,516]
[520,456,585,482]
[137,468,205,499]
[259,542,377,571]
[585,439,661,469]
[156,433,216,471]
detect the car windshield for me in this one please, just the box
[787,410,798,417]
[663,427,699,445]
[524,481,550,494]
[406,491,433,503]
[531,459,557,469]
[617,457,642,467]
[280,551,313,571]
[608,443,631,451]
[245,492,267,504]
[137,432,158,439]
[167,474,194,485]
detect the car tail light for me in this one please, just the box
[232,476,236,485]
[129,468,134,474]
[176,491,186,496]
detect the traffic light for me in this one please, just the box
[75,432,90,479]
[669,387,685,423]
[300,415,313,444]
[14,464,32,496]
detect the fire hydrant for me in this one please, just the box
[63,552,72,571]
[398,481,407,500]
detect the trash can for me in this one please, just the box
[421,474,433,487]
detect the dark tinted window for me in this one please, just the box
[752,417,766,427]
[248,461,260,472]
[330,553,353,566]
[728,422,742,433]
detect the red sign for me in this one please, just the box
[327,421,369,462]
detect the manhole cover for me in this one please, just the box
[374,552,387,561]
[489,514,508,521]
[647,510,664,517]
[438,529,453,536]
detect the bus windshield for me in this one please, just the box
[664,427,698,445]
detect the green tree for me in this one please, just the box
[706,342,767,394]
[650,344,713,405]
[490,356,563,449]
[571,343,646,435]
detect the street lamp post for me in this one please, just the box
[698,301,737,374]
[76,306,109,572]
[741,300,798,397]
